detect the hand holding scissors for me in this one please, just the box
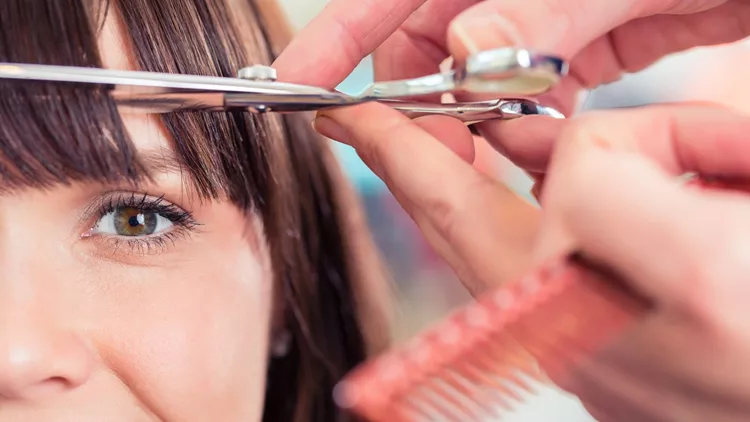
[277,0,749,172]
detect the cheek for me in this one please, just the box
[89,239,273,421]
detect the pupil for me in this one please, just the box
[128,215,142,227]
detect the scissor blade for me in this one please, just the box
[0,62,359,113]
[0,62,335,95]
[112,90,360,113]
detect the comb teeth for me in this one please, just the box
[334,256,651,422]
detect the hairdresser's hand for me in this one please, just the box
[277,0,750,171]
[525,103,750,422]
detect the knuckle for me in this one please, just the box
[354,131,380,165]
[355,145,384,180]
[430,198,460,244]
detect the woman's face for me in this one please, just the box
[0,13,273,422]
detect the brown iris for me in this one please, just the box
[113,207,158,236]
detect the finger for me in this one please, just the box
[534,105,750,309]
[447,0,750,161]
[476,115,566,173]
[568,0,750,87]
[389,117,481,290]
[488,101,750,174]
[342,113,478,282]
[395,192,486,294]
[447,0,739,63]
[330,114,478,288]
[342,115,483,292]
[551,104,750,177]
[272,0,428,87]
[315,103,540,289]
[372,0,478,82]
[413,115,476,163]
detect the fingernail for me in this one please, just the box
[451,15,524,55]
[312,115,350,145]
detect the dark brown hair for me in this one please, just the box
[0,0,391,421]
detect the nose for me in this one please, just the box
[0,312,94,400]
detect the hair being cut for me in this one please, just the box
[0,0,391,421]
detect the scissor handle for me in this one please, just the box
[362,48,568,100]
[458,48,567,95]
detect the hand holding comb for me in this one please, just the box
[333,176,743,422]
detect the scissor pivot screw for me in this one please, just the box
[237,65,277,82]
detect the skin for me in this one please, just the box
[0,11,272,422]
[273,0,750,419]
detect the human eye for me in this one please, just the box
[83,192,198,255]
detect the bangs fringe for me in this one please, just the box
[117,0,270,209]
[0,0,145,190]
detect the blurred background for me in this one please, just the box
[276,0,750,419]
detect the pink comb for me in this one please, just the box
[334,253,651,421]
[334,176,733,422]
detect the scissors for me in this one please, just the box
[0,47,568,123]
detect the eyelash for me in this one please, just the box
[86,192,199,256]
